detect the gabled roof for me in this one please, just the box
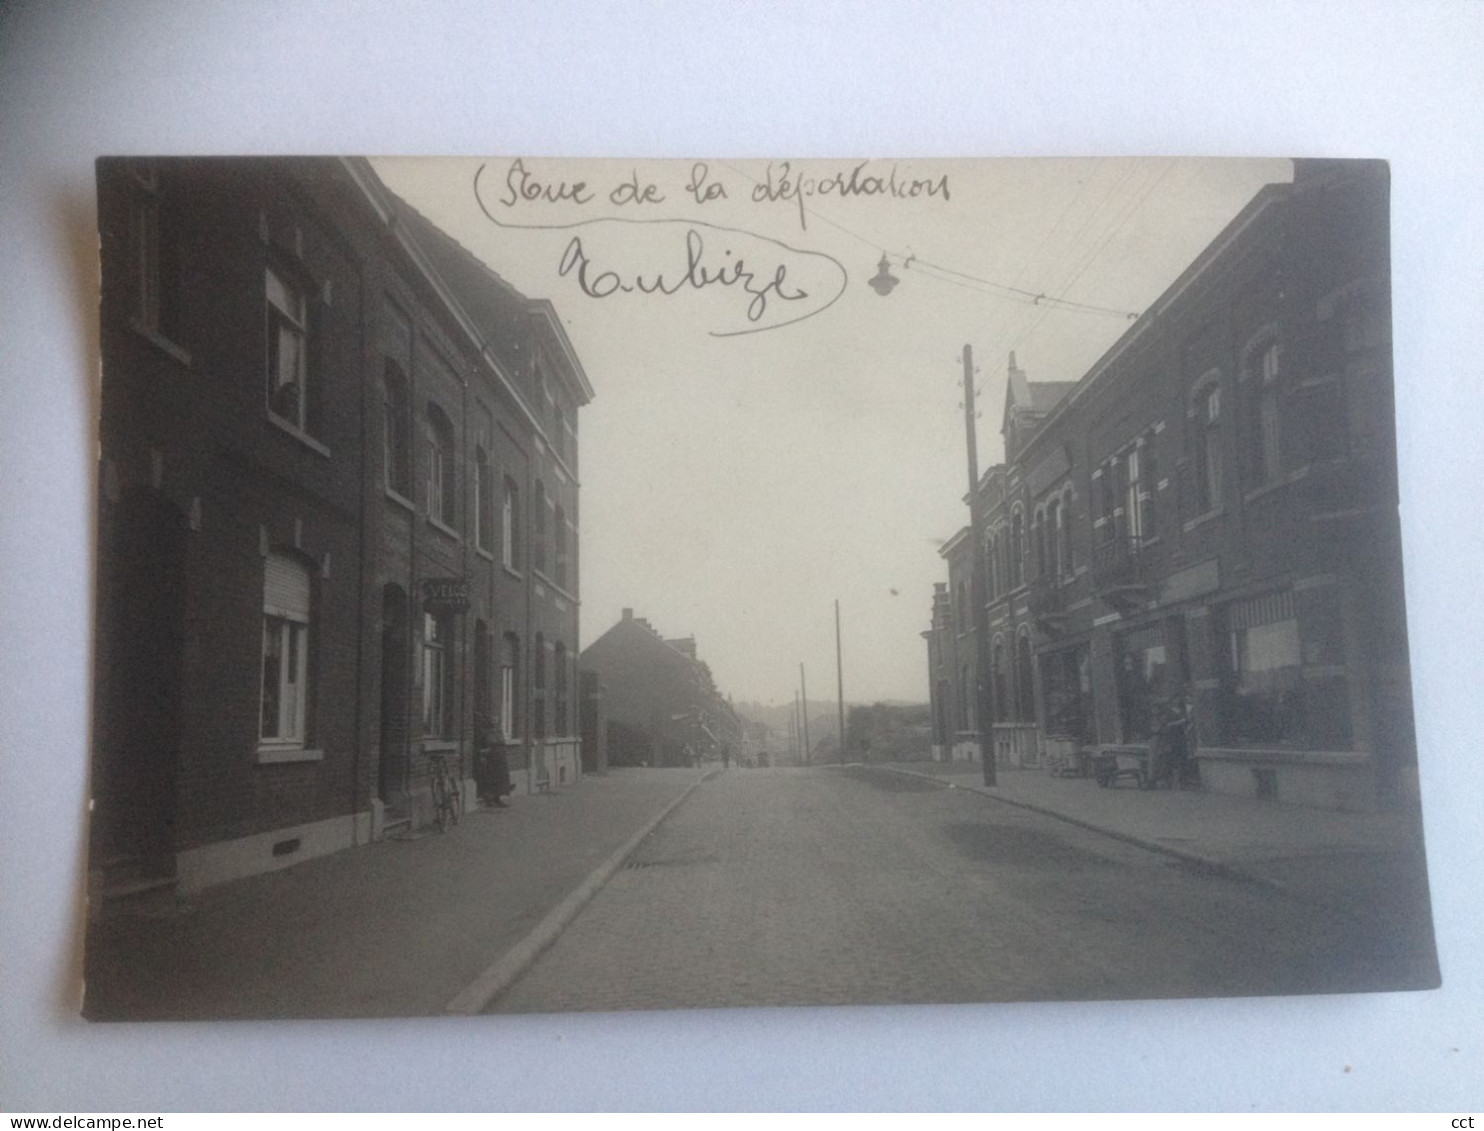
[1001,351,1074,436]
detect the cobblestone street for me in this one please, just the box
[493,766,1431,1013]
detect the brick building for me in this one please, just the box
[581,609,743,767]
[925,160,1414,811]
[91,157,592,895]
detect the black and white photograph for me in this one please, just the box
[80,154,1437,1021]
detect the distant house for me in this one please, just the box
[581,609,742,766]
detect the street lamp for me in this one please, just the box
[867,253,899,297]
[871,263,995,786]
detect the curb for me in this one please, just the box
[444,769,716,1015]
[858,762,1308,904]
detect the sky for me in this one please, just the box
[371,156,1292,707]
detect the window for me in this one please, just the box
[1059,489,1075,574]
[532,633,546,740]
[1045,499,1062,580]
[266,266,309,430]
[552,403,566,461]
[475,445,494,552]
[501,632,520,741]
[1249,341,1282,484]
[383,362,410,496]
[425,404,456,528]
[1033,510,1047,580]
[1124,447,1144,542]
[532,481,547,573]
[1010,509,1024,588]
[959,663,974,730]
[1194,379,1223,513]
[421,611,453,737]
[1114,622,1170,742]
[503,476,521,569]
[985,533,998,600]
[261,552,311,745]
[1041,646,1092,742]
[957,580,969,633]
[554,504,568,588]
[1015,629,1036,723]
[992,636,1009,722]
[554,642,569,735]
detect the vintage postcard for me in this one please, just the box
[83,155,1436,1019]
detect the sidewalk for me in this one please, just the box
[873,759,1435,924]
[83,767,708,1020]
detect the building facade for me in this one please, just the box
[581,609,744,767]
[925,160,1413,811]
[91,157,593,895]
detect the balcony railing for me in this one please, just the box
[1091,535,1154,606]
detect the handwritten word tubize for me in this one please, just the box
[751,161,951,231]
[558,229,810,328]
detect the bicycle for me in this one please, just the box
[429,753,463,832]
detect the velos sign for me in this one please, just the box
[421,577,471,613]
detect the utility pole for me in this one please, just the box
[835,599,847,764]
[792,690,801,765]
[799,663,811,765]
[963,344,997,786]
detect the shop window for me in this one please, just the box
[1040,647,1092,742]
[266,266,309,432]
[1115,622,1170,742]
[1218,591,1303,746]
[261,552,311,746]
[421,611,454,738]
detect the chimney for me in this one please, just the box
[622,607,633,621]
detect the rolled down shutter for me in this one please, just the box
[264,553,311,621]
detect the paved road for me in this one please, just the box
[493,766,1429,1013]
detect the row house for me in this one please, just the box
[926,160,1413,811]
[91,157,592,896]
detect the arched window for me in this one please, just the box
[1060,488,1076,573]
[1033,509,1047,580]
[1046,498,1061,580]
[425,403,456,529]
[502,476,521,569]
[1010,508,1025,589]
[1016,629,1036,722]
[382,361,410,496]
[261,551,312,745]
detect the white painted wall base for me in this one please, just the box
[176,809,373,893]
